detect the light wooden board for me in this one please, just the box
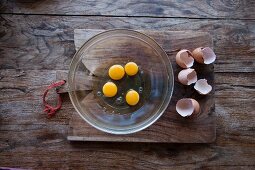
[64,29,216,143]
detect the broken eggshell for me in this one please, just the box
[176,98,200,117]
[176,49,194,68]
[194,79,212,95]
[178,68,197,85]
[192,47,216,64]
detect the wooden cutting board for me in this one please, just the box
[62,29,215,143]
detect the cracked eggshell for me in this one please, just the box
[190,98,200,116]
[176,49,194,68]
[176,98,200,117]
[194,79,212,95]
[192,47,216,64]
[178,68,197,85]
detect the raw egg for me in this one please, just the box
[125,89,139,106]
[125,62,138,76]
[109,65,125,80]
[102,82,117,97]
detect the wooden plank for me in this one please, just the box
[65,29,215,143]
[0,15,254,73]
[74,29,213,51]
[0,69,254,168]
[1,69,254,102]
[0,12,255,169]
[1,69,254,123]
[1,0,255,19]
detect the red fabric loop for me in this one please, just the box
[43,80,66,118]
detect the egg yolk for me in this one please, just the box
[125,62,138,76]
[109,65,125,80]
[102,82,117,97]
[125,89,139,106]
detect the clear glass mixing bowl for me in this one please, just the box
[68,29,174,134]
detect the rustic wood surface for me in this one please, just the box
[67,29,215,143]
[0,0,255,169]
[1,0,255,19]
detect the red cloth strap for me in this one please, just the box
[43,80,66,118]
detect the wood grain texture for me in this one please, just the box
[0,69,254,169]
[66,29,215,143]
[0,2,255,168]
[74,29,213,51]
[0,15,254,73]
[1,0,255,19]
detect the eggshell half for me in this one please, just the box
[202,47,216,64]
[190,98,200,115]
[192,47,203,63]
[176,98,200,117]
[178,68,197,85]
[176,98,194,117]
[192,47,216,64]
[194,79,212,95]
[176,49,194,68]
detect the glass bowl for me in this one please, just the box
[68,29,174,134]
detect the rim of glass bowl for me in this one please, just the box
[68,29,174,134]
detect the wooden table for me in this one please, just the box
[0,1,254,169]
